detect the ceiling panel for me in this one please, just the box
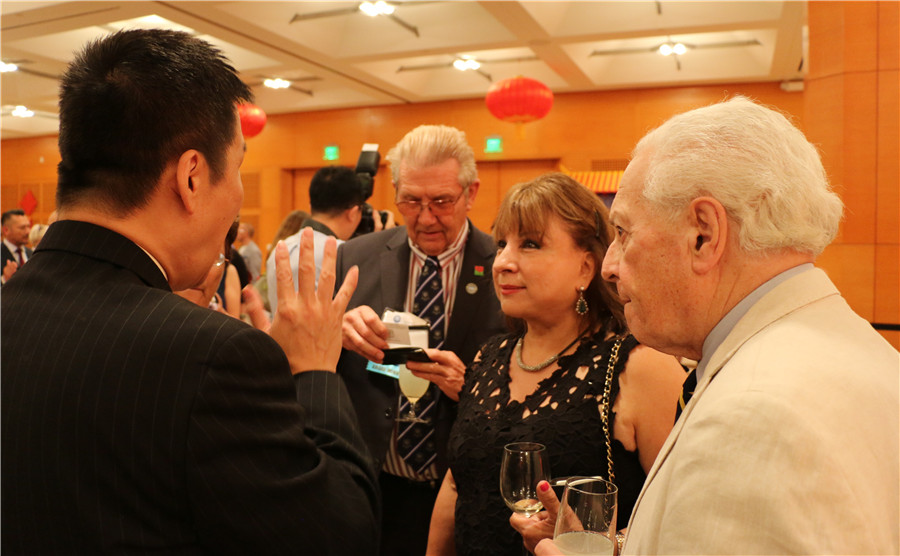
[0,0,807,139]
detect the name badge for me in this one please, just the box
[366,360,400,379]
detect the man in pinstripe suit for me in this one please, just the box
[1,29,378,554]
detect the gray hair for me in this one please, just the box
[634,96,843,256]
[386,125,478,189]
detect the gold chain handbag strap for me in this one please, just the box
[601,336,623,484]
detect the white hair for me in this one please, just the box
[634,96,843,256]
[386,124,478,189]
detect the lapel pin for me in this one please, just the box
[474,265,484,276]
[465,282,478,295]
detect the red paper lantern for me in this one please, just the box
[485,76,553,124]
[238,103,267,138]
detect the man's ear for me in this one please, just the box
[174,149,205,215]
[689,196,728,274]
[464,180,480,209]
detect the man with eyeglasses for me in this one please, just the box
[335,124,506,556]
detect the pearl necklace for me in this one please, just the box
[514,333,584,372]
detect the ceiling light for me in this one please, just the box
[264,78,291,89]
[0,62,18,72]
[11,105,34,118]
[359,1,394,17]
[658,43,686,56]
[453,58,481,71]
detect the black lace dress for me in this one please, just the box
[447,331,643,556]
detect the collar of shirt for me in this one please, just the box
[405,220,470,322]
[138,245,168,282]
[4,238,23,257]
[696,262,813,382]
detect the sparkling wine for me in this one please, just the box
[554,531,614,556]
[398,365,429,402]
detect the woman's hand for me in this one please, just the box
[509,480,561,554]
[405,348,466,401]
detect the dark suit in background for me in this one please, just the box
[1,242,31,267]
[1,221,379,554]
[335,222,505,553]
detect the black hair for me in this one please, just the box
[1,209,26,226]
[56,29,252,213]
[309,166,365,216]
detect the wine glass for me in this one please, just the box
[397,364,429,422]
[500,442,551,518]
[553,476,618,555]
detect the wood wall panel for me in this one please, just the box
[877,69,900,245]
[841,72,880,244]
[818,244,876,320]
[874,244,899,326]
[806,0,899,348]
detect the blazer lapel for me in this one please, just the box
[378,230,411,313]
[445,226,497,350]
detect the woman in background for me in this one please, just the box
[424,173,684,555]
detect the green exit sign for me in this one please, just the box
[324,145,340,161]
[485,135,503,153]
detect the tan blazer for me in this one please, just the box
[624,267,899,555]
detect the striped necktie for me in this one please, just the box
[674,367,697,423]
[397,256,443,473]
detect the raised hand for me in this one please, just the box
[269,228,358,374]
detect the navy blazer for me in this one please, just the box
[334,223,506,473]
[1,221,378,554]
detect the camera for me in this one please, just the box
[354,143,389,236]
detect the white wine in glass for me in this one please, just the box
[397,365,429,422]
[500,442,551,518]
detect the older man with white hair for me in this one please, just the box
[532,96,898,555]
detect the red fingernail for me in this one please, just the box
[539,481,550,492]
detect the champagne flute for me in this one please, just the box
[500,442,551,518]
[553,476,618,555]
[397,364,429,422]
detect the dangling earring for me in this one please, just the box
[575,286,588,316]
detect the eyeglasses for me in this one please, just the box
[395,190,466,216]
[214,253,229,268]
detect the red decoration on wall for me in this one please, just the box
[19,190,37,215]
[238,103,267,138]
[485,76,554,124]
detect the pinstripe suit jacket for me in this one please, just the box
[334,223,506,474]
[1,221,379,555]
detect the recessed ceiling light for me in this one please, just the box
[264,78,291,89]
[359,1,394,17]
[658,43,687,56]
[0,62,19,73]
[453,58,481,71]
[11,105,34,118]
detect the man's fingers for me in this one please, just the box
[295,228,316,299]
[317,234,339,304]
[273,241,295,311]
[333,265,358,315]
